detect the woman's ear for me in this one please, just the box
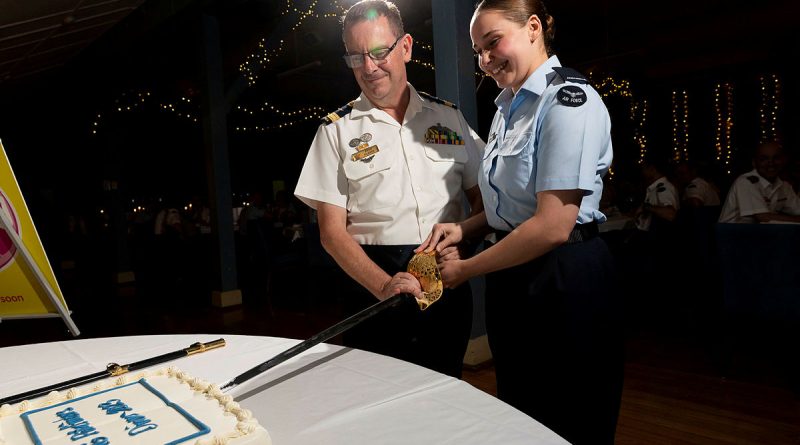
[528,14,541,43]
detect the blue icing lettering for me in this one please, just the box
[53,407,100,441]
[98,399,132,415]
[98,398,159,436]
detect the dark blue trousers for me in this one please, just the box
[485,237,624,445]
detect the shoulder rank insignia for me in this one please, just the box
[552,67,589,85]
[419,91,458,109]
[557,85,586,107]
[350,132,379,163]
[322,100,355,125]
[425,123,464,145]
[747,175,759,184]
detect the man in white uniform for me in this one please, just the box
[294,0,483,377]
[635,159,680,232]
[719,142,800,223]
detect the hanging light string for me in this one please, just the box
[92,90,200,135]
[92,90,325,135]
[232,101,326,133]
[632,99,648,164]
[759,73,781,144]
[714,82,735,175]
[588,72,646,175]
[671,89,689,162]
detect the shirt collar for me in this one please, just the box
[646,176,668,191]
[349,83,421,125]
[748,168,784,190]
[494,55,562,112]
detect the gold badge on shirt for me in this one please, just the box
[425,123,464,145]
[349,133,379,163]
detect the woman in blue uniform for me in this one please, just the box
[417,1,622,443]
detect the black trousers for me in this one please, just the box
[339,245,473,378]
[485,237,624,445]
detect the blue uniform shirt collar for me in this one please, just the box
[494,55,562,120]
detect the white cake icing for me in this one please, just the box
[0,367,271,445]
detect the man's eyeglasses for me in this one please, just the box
[343,35,404,69]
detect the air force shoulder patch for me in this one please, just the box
[557,86,587,107]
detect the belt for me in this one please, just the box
[494,221,599,245]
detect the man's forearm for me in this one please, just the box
[320,229,391,299]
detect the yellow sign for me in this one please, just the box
[0,140,74,326]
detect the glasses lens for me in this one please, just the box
[343,54,364,68]
[369,48,391,61]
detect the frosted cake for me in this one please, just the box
[0,367,271,445]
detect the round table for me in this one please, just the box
[0,334,568,444]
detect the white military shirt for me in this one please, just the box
[718,169,800,223]
[635,176,680,231]
[295,84,483,245]
[684,177,720,206]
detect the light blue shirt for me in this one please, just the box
[479,56,613,230]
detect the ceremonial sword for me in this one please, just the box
[221,250,444,393]
[220,292,414,393]
[0,338,226,406]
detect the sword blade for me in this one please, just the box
[221,293,414,393]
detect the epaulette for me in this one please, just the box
[746,175,759,184]
[321,101,355,125]
[419,91,458,109]
[552,67,589,85]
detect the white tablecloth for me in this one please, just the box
[0,335,568,444]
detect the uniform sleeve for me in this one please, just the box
[735,179,769,217]
[457,111,483,190]
[684,183,705,204]
[294,124,348,210]
[656,183,680,209]
[535,87,612,195]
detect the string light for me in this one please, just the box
[671,90,689,161]
[632,99,648,164]
[714,82,735,175]
[758,74,781,144]
[588,72,646,172]
[91,90,200,135]
[232,101,326,133]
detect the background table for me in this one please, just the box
[0,335,568,444]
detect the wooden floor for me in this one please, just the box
[2,270,799,444]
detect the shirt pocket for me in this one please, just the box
[493,132,534,194]
[342,155,399,212]
[423,144,468,199]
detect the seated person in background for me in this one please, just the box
[675,160,720,208]
[719,142,800,223]
[635,157,679,232]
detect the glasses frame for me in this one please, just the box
[343,35,404,69]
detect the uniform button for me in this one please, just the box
[421,218,426,223]
[369,163,374,169]
[409,156,415,161]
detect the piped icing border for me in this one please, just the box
[0,367,263,445]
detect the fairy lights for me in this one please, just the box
[758,74,781,144]
[232,101,326,133]
[588,72,647,169]
[632,99,648,164]
[714,82,735,175]
[671,90,689,162]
